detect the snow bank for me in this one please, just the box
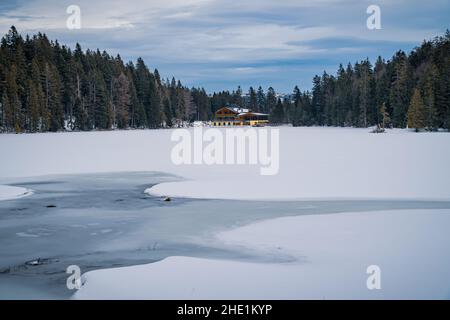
[74,209,450,299]
[146,127,450,200]
[1,127,449,200]
[0,185,32,201]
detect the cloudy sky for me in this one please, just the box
[0,0,448,93]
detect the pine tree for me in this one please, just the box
[311,75,324,125]
[292,86,302,126]
[374,57,390,127]
[148,75,161,128]
[266,87,277,114]
[135,57,152,127]
[430,31,450,130]
[420,63,438,130]
[335,64,351,126]
[4,65,21,132]
[125,63,146,128]
[379,102,391,130]
[175,81,186,120]
[27,80,40,132]
[435,58,450,130]
[163,97,173,127]
[321,71,336,126]
[91,70,110,130]
[232,86,243,106]
[256,86,266,113]
[357,59,374,128]
[1,92,10,131]
[270,98,284,123]
[248,87,257,112]
[407,88,426,132]
[390,51,412,128]
[114,72,130,129]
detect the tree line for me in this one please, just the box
[272,31,450,131]
[0,26,449,132]
[0,26,205,132]
[211,31,450,131]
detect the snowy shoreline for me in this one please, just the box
[1,127,449,203]
[0,185,33,202]
[145,181,450,201]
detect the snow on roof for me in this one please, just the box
[226,107,249,113]
[219,107,267,116]
[237,112,268,116]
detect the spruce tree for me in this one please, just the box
[311,75,324,125]
[256,86,266,113]
[4,65,21,132]
[420,63,438,130]
[292,86,302,126]
[163,97,172,127]
[114,73,130,129]
[379,102,391,130]
[407,88,426,131]
[148,75,161,128]
[270,98,285,124]
[248,87,257,112]
[390,51,412,128]
[266,87,277,114]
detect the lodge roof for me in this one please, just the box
[237,112,268,117]
[216,107,267,116]
[224,107,250,114]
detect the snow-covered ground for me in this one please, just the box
[1,127,450,299]
[1,127,449,200]
[74,209,450,299]
[146,127,450,200]
[0,185,32,201]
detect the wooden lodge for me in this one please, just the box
[212,107,269,127]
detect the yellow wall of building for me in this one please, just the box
[212,120,268,127]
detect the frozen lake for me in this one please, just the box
[1,171,450,299]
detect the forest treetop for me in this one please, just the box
[0,26,449,132]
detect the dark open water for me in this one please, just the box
[1,172,449,299]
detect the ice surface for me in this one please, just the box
[75,209,450,299]
[0,185,32,201]
[1,127,450,299]
[2,127,447,200]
